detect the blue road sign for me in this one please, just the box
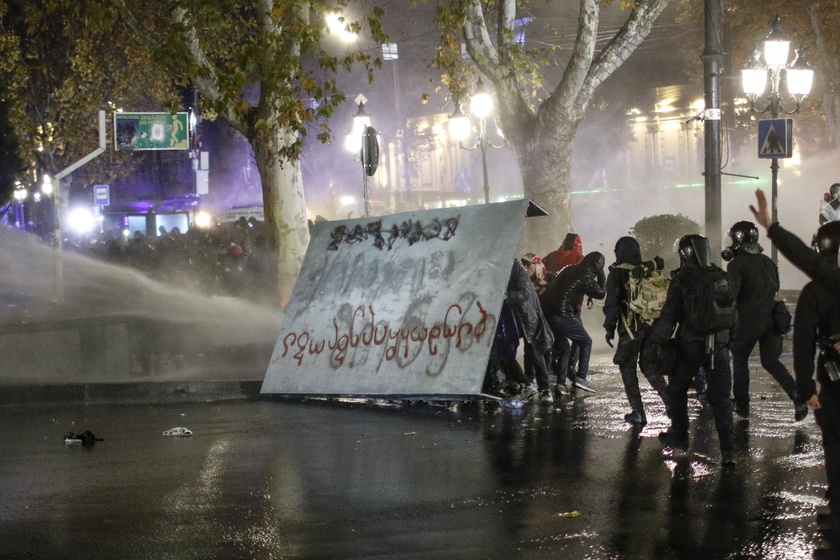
[94,185,110,206]
[758,118,793,159]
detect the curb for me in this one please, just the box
[0,380,264,406]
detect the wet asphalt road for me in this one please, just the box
[0,353,832,560]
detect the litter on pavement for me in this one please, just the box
[64,431,103,445]
[163,427,193,437]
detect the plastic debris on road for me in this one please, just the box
[480,393,525,409]
[163,427,193,437]
[556,511,581,518]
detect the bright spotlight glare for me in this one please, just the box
[67,208,95,234]
[194,211,212,228]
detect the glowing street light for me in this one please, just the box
[448,78,505,205]
[41,174,53,196]
[13,187,26,230]
[741,16,814,264]
[344,99,371,154]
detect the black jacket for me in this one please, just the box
[794,276,840,400]
[603,237,643,338]
[651,261,732,345]
[768,222,840,289]
[726,244,779,323]
[540,252,606,319]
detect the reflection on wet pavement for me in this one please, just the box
[0,354,831,559]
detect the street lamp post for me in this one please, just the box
[13,187,26,230]
[40,173,63,302]
[345,97,379,217]
[741,16,814,263]
[448,78,505,205]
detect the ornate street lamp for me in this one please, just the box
[448,78,505,205]
[741,16,814,263]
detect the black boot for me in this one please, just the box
[658,431,689,451]
[621,367,646,425]
[731,398,750,418]
[624,411,647,425]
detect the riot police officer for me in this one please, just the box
[650,234,736,465]
[792,222,840,557]
[751,189,840,558]
[723,220,807,421]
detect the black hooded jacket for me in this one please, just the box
[603,237,643,338]
[540,252,606,318]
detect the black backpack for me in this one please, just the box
[680,265,737,335]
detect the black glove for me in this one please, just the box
[605,332,614,348]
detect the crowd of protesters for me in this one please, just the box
[65,216,276,304]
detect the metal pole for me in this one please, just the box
[50,110,106,303]
[479,118,490,204]
[52,179,63,303]
[770,157,779,262]
[769,69,781,265]
[702,0,723,261]
[363,172,370,217]
[362,124,370,217]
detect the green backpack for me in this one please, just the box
[615,260,670,336]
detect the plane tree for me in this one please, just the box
[432,0,675,254]
[1,0,387,305]
[0,1,179,203]
[0,84,24,205]
[114,0,389,306]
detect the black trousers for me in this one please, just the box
[816,388,840,521]
[665,339,734,453]
[731,316,797,404]
[615,333,667,414]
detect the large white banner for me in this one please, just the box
[260,199,531,398]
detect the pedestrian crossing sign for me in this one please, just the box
[758,118,793,159]
[94,185,110,206]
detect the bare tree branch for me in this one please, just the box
[578,0,672,114]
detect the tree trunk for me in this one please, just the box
[513,120,579,258]
[253,133,310,307]
[457,0,671,261]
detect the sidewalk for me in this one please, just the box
[0,353,830,560]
